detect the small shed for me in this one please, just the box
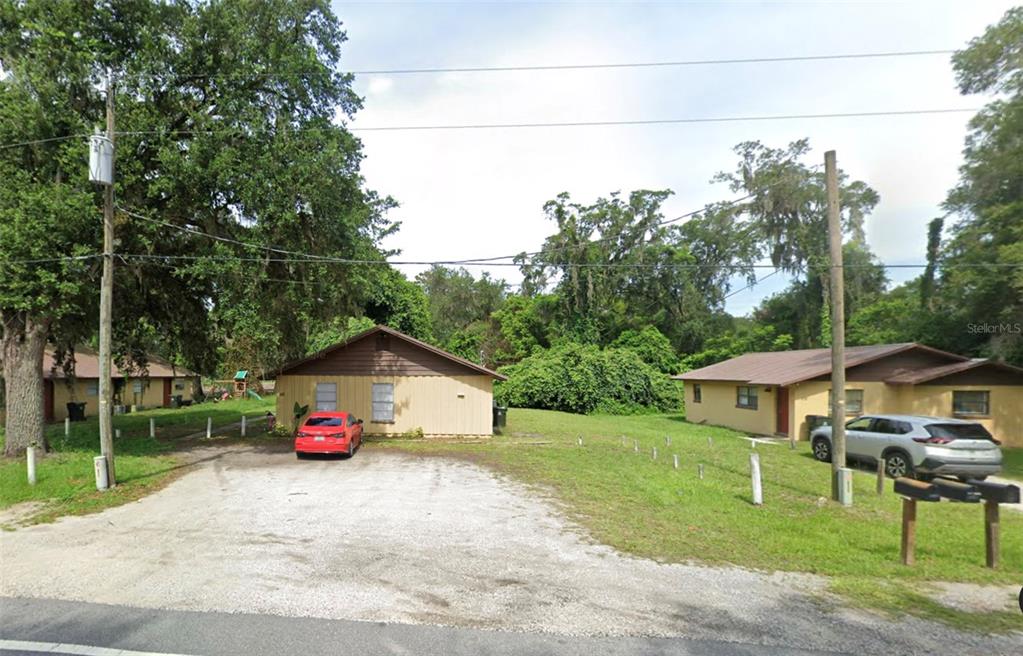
[272,325,506,436]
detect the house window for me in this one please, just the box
[132,381,143,394]
[953,390,989,416]
[372,383,394,422]
[86,381,99,396]
[692,384,702,404]
[315,382,337,411]
[828,389,864,415]
[175,382,185,391]
[736,386,758,410]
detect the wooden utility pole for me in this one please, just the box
[825,150,849,504]
[98,71,116,487]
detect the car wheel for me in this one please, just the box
[812,437,831,463]
[958,475,987,483]
[296,452,306,460]
[347,441,354,458]
[884,450,913,479]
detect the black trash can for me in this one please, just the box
[806,414,830,432]
[170,395,183,409]
[492,405,508,429]
[66,402,86,421]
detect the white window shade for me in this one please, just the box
[315,382,337,411]
[372,383,394,422]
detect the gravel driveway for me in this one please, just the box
[1,445,1019,655]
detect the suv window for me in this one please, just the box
[845,417,872,430]
[872,418,911,434]
[925,422,994,442]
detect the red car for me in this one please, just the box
[294,411,363,458]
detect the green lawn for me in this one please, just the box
[1001,447,1023,481]
[0,396,275,525]
[380,408,1023,632]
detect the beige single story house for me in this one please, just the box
[677,343,1023,447]
[41,347,200,422]
[273,325,506,436]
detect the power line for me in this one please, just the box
[0,107,979,150]
[0,254,100,266]
[347,108,978,132]
[349,49,956,75]
[723,269,782,301]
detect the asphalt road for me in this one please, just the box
[0,597,829,656]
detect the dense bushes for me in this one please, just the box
[495,342,680,414]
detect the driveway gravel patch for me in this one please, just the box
[1,446,1019,655]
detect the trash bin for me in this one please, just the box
[170,395,183,409]
[66,402,86,421]
[492,405,508,429]
[806,414,830,433]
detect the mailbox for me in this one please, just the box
[894,477,940,501]
[931,478,982,503]
[966,479,1021,505]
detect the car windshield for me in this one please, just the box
[925,422,994,441]
[305,416,345,427]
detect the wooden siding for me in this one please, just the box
[284,334,483,377]
[276,374,493,436]
[843,349,963,382]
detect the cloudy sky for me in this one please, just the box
[332,1,1013,314]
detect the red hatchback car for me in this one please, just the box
[294,411,363,458]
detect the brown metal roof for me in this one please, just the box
[678,343,948,387]
[885,358,1023,384]
[273,325,507,380]
[44,347,198,380]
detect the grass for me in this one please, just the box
[0,395,276,525]
[1000,447,1023,481]
[379,408,1023,632]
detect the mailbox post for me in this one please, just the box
[967,479,1021,569]
[894,478,940,566]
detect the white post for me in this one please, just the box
[652,446,657,460]
[94,455,110,491]
[752,439,757,449]
[665,435,671,446]
[698,464,704,480]
[707,436,713,448]
[65,417,70,436]
[634,440,639,453]
[115,428,121,439]
[577,435,582,446]
[207,417,212,439]
[750,452,763,506]
[621,435,626,447]
[26,446,37,485]
[149,417,155,439]
[241,415,247,438]
[673,454,679,469]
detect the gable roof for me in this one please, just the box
[274,325,507,380]
[884,358,1023,384]
[44,347,198,380]
[677,343,970,387]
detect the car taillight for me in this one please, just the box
[913,436,952,445]
[329,432,345,438]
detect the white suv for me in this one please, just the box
[810,414,1003,480]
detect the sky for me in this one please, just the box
[332,0,1015,315]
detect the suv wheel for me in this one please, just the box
[812,437,831,463]
[883,450,913,479]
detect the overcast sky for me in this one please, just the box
[333,1,1014,315]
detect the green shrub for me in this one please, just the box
[400,426,425,439]
[610,326,680,374]
[494,342,680,415]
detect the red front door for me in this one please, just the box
[163,379,172,407]
[775,386,789,436]
[44,380,55,423]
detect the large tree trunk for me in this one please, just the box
[2,313,49,457]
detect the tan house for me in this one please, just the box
[677,343,1023,447]
[41,347,200,422]
[273,325,506,436]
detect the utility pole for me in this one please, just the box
[98,71,116,487]
[825,150,850,505]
